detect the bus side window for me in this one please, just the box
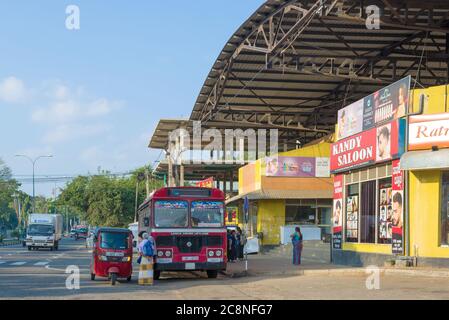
[144,204,151,227]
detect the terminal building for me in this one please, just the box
[148,0,449,267]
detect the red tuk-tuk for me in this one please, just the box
[90,227,133,285]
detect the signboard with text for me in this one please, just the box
[332,175,344,250]
[391,160,404,255]
[409,113,449,151]
[337,76,410,140]
[330,119,406,173]
[195,177,214,188]
[265,156,330,178]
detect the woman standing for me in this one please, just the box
[290,227,303,265]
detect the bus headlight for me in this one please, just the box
[157,251,164,257]
[99,255,108,261]
[215,250,222,257]
[208,250,214,257]
[121,256,131,262]
[165,250,172,257]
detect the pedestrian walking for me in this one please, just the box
[138,231,155,285]
[290,227,303,265]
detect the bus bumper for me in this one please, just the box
[155,262,226,271]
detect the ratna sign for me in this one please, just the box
[337,76,411,140]
[332,175,344,249]
[391,160,404,255]
[330,119,405,173]
[265,156,330,177]
[195,177,214,188]
[409,113,449,151]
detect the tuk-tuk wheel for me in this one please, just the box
[207,270,218,279]
[111,273,117,286]
[90,273,95,281]
[126,276,131,282]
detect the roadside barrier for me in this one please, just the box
[138,256,154,285]
[0,239,21,247]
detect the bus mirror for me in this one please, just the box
[144,217,150,227]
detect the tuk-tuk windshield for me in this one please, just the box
[100,232,129,250]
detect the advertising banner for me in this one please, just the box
[337,99,364,140]
[330,119,405,173]
[337,76,411,140]
[316,157,331,177]
[266,156,316,177]
[332,175,344,250]
[391,159,404,255]
[226,206,238,225]
[409,113,449,151]
[195,177,214,188]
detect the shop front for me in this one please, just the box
[400,112,449,266]
[331,79,449,267]
[226,140,333,246]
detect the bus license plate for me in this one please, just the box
[185,263,195,270]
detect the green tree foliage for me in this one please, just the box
[0,158,20,231]
[57,166,163,228]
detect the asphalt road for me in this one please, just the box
[0,237,233,300]
[2,238,449,300]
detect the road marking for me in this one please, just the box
[34,261,49,266]
[10,262,26,266]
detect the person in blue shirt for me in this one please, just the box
[290,227,303,265]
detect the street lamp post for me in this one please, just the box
[15,154,53,213]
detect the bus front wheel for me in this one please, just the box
[153,270,161,280]
[207,270,218,279]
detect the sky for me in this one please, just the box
[0,0,263,197]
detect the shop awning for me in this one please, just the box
[225,188,332,205]
[400,149,449,171]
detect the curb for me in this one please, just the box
[223,267,449,279]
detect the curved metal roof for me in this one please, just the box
[190,0,449,149]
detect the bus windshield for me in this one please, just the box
[100,232,129,250]
[154,200,189,228]
[191,201,224,227]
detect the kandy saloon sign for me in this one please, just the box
[330,119,405,173]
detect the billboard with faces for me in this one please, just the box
[337,76,411,141]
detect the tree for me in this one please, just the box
[0,158,20,232]
[57,166,163,228]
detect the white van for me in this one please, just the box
[128,222,138,252]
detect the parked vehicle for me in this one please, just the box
[137,187,226,280]
[26,214,63,251]
[128,222,138,253]
[69,229,77,238]
[90,227,133,285]
[74,226,88,240]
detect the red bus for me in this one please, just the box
[137,187,227,279]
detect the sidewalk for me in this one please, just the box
[222,253,449,279]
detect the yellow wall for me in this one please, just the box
[342,243,392,255]
[256,200,285,245]
[409,170,449,258]
[410,84,448,114]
